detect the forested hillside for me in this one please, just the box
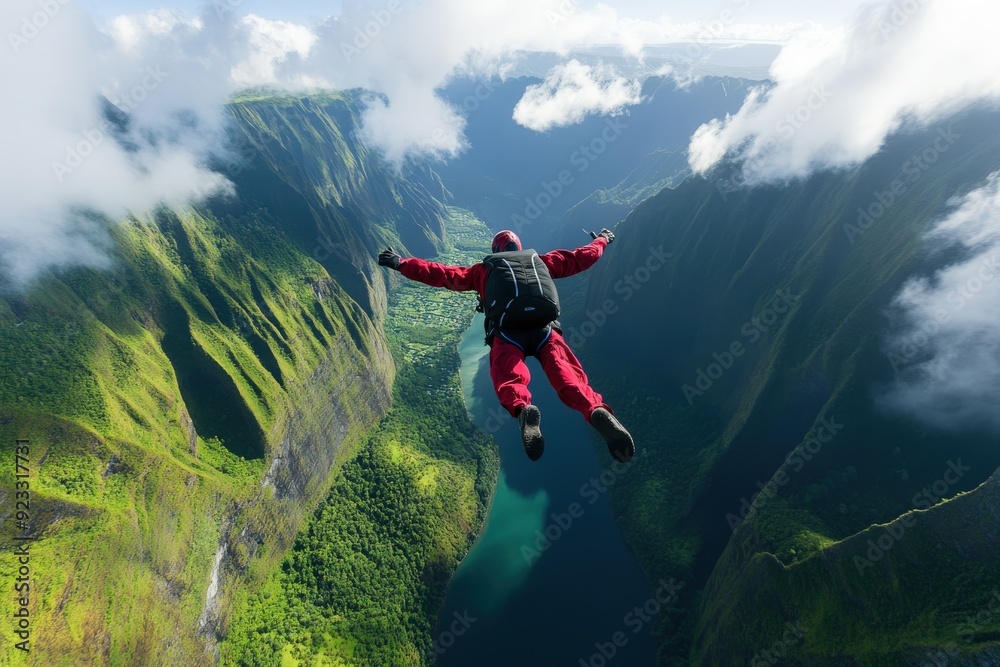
[0,93,494,666]
[574,109,1000,664]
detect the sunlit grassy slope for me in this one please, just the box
[0,92,484,667]
[220,208,499,666]
[0,204,386,665]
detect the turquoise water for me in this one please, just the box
[434,314,657,666]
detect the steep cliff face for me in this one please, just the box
[223,92,448,319]
[218,209,499,666]
[572,109,1000,664]
[0,92,447,665]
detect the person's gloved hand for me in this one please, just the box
[378,246,401,270]
[598,228,615,244]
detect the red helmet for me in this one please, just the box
[491,230,522,253]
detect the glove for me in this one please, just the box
[378,246,401,270]
[598,228,615,244]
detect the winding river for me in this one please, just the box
[434,314,656,666]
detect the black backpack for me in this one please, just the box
[480,250,560,339]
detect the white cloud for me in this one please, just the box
[290,0,615,163]
[1,0,232,286]
[0,0,822,284]
[230,14,316,87]
[107,9,202,52]
[687,0,1000,182]
[512,60,642,132]
[880,172,1000,432]
[610,16,816,50]
[270,1,815,161]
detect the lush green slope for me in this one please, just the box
[221,91,448,318]
[0,205,389,665]
[220,209,498,666]
[0,92,484,666]
[574,109,1000,664]
[696,468,1000,665]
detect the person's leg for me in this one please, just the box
[490,337,544,461]
[537,330,634,462]
[489,337,532,418]
[535,330,609,422]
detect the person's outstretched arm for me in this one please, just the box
[539,229,615,279]
[378,246,484,292]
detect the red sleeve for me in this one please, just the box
[398,257,486,293]
[539,238,608,279]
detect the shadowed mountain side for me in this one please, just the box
[221,92,449,319]
[571,109,1000,664]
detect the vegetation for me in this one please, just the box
[0,92,469,666]
[9,76,998,667]
[573,109,1000,664]
[0,204,370,665]
[220,208,498,666]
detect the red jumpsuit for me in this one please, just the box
[398,238,613,424]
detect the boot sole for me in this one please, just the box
[592,409,635,463]
[519,405,544,461]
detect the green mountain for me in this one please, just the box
[555,147,691,246]
[220,208,498,665]
[0,92,494,665]
[6,80,1000,667]
[575,109,1000,664]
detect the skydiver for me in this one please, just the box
[377,228,635,463]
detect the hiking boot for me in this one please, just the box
[591,408,635,463]
[518,405,544,461]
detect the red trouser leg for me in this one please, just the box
[536,330,611,423]
[489,337,532,418]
